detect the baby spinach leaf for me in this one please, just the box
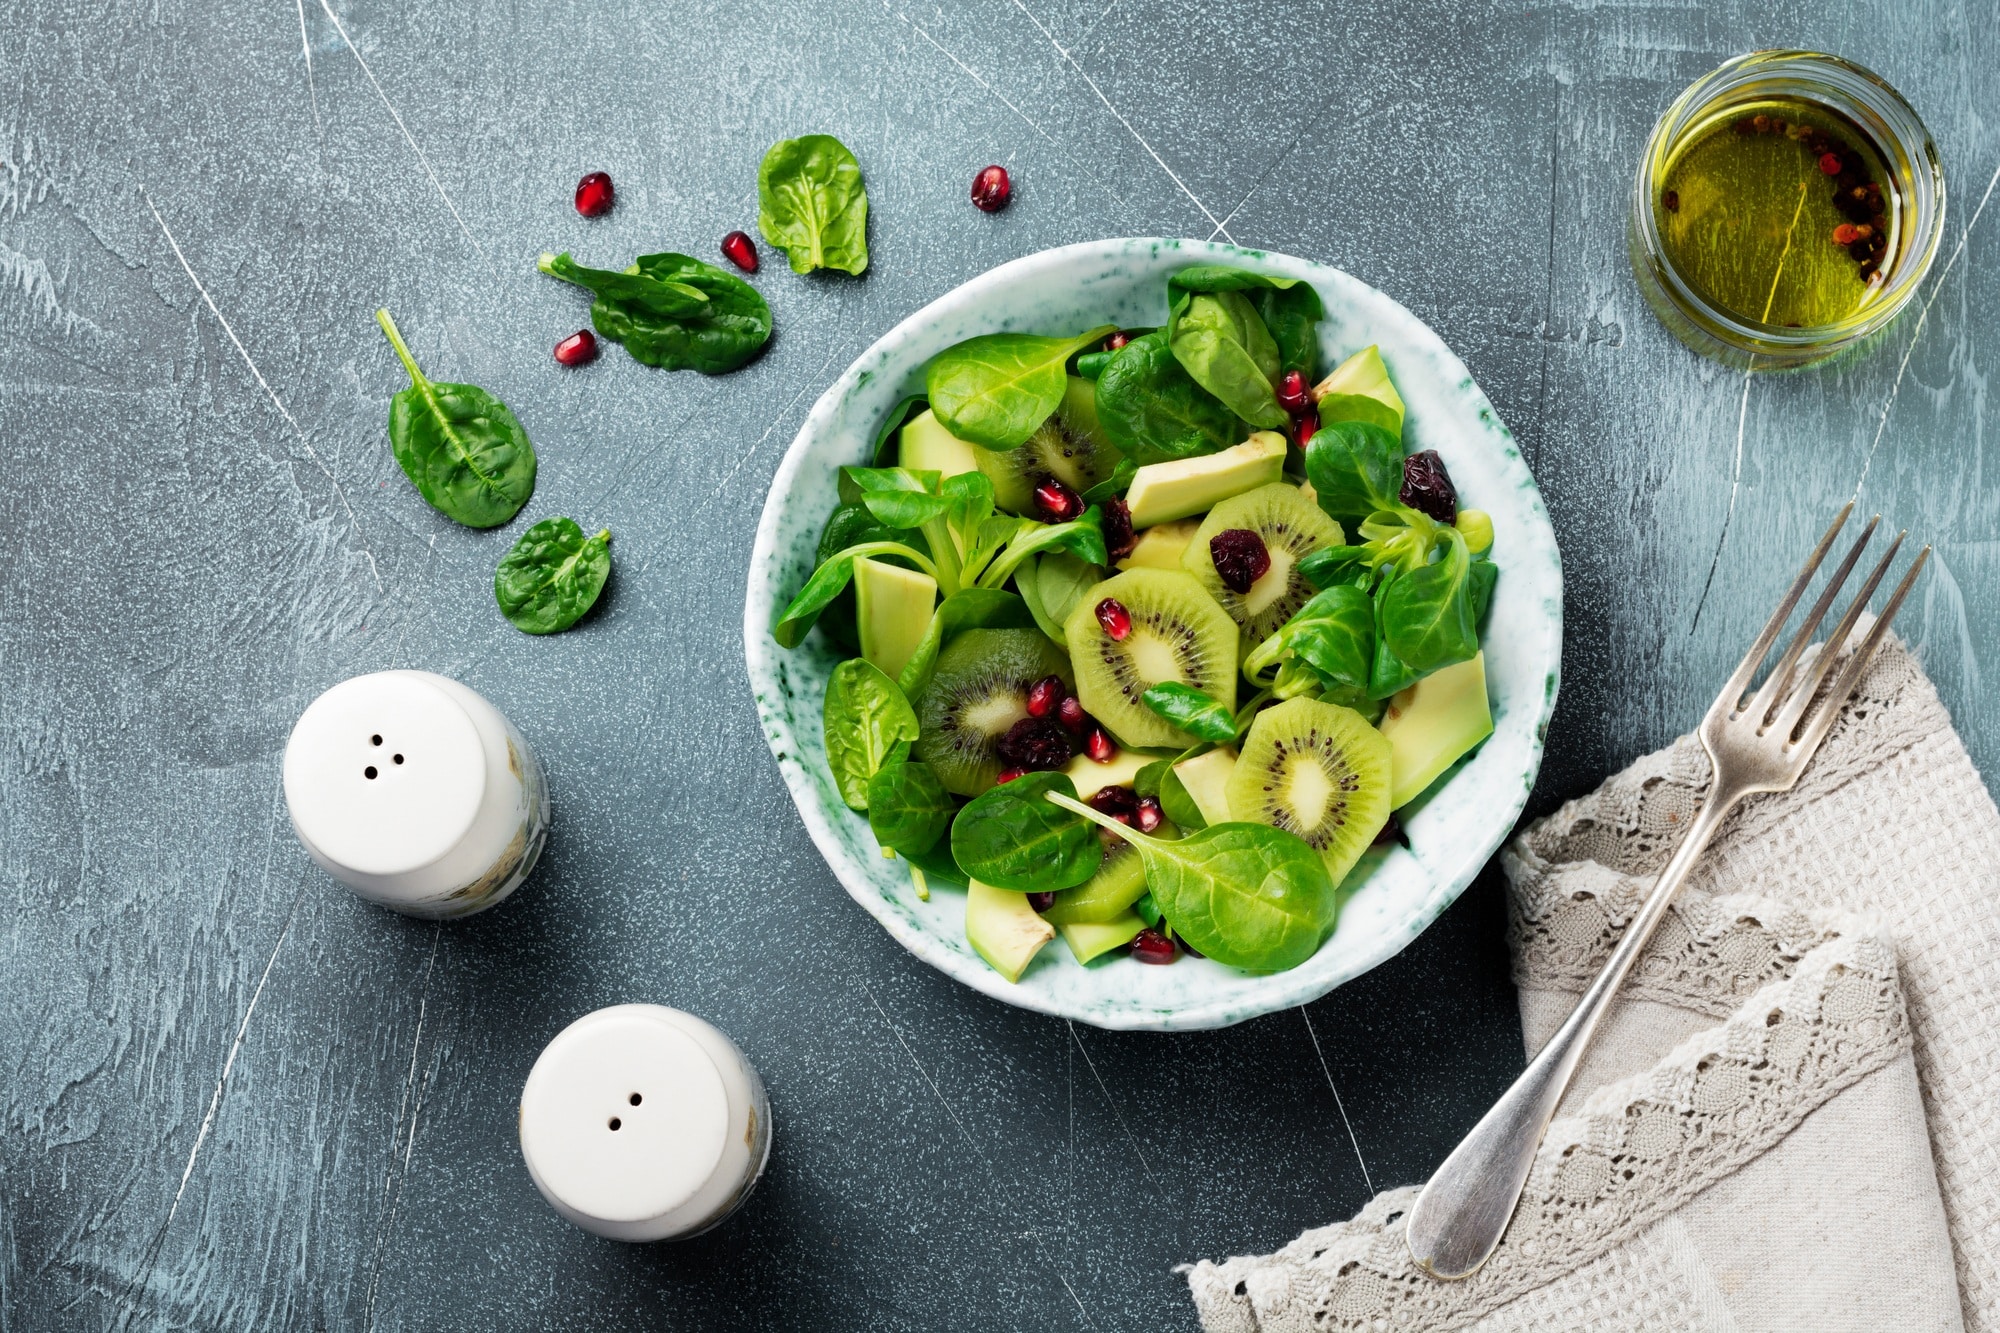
[1094,331,1239,465]
[1141,683,1237,743]
[925,326,1116,449]
[374,309,537,529]
[1303,420,1407,525]
[902,839,968,889]
[1163,268,1325,379]
[873,395,928,466]
[950,772,1103,892]
[1379,528,1478,675]
[1167,290,1288,430]
[896,588,1034,698]
[773,540,938,647]
[494,518,611,634]
[867,760,956,856]
[758,134,870,275]
[1074,350,1114,379]
[1157,765,1207,830]
[824,659,920,811]
[538,251,771,374]
[1046,791,1336,972]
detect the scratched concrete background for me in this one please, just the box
[3,0,1995,1327]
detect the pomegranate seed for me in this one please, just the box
[1085,726,1117,764]
[995,767,1025,784]
[1131,928,1177,964]
[1032,478,1083,523]
[1134,795,1164,833]
[1101,497,1136,562]
[721,230,759,272]
[1026,675,1064,718]
[1028,892,1056,912]
[1293,412,1319,449]
[1089,786,1139,818]
[1277,369,1311,415]
[1057,696,1086,731]
[1818,152,1843,176]
[1095,597,1132,641]
[553,329,598,367]
[1832,223,1861,246]
[574,171,614,217]
[1209,528,1271,594]
[971,164,1012,212]
[1105,331,1131,352]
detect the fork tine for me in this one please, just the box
[1711,503,1853,722]
[1746,514,1879,726]
[1768,529,1904,738]
[1784,542,1928,754]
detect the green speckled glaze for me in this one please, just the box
[743,239,1563,1031]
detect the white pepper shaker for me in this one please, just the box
[518,1004,771,1241]
[282,670,548,918]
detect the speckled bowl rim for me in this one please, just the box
[745,238,1562,1031]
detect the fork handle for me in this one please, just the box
[1404,787,1743,1279]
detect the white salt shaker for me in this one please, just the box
[282,670,548,918]
[518,1004,771,1241]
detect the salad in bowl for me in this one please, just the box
[745,239,1559,1029]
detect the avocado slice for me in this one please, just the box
[1172,746,1238,826]
[1057,913,1146,964]
[1116,517,1202,570]
[1125,432,1288,528]
[1312,345,1405,438]
[853,556,937,681]
[1043,842,1149,925]
[1377,652,1493,808]
[965,879,1055,982]
[898,409,983,479]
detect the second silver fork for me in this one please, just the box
[1404,503,1930,1280]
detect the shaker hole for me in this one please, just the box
[608,1117,622,1131]
[393,754,404,765]
[629,1093,642,1106]
[364,766,378,780]
[371,735,383,746]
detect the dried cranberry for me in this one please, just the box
[1293,412,1319,449]
[1085,725,1117,764]
[1400,449,1458,524]
[1131,929,1177,964]
[1026,675,1064,718]
[1101,497,1136,562]
[1095,598,1132,641]
[1088,785,1139,818]
[1208,529,1271,594]
[721,230,759,272]
[553,330,598,367]
[1106,331,1131,352]
[996,716,1075,771]
[1276,369,1311,415]
[970,165,1011,212]
[574,171,614,218]
[1032,478,1082,523]
[1027,892,1057,912]
[1057,696,1087,731]
[1134,795,1164,833]
[995,766,1025,784]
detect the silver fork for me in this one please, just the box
[1404,503,1929,1280]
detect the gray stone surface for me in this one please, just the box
[2,0,1993,1328]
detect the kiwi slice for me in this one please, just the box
[1183,483,1344,651]
[1063,568,1237,750]
[974,376,1124,514]
[1226,697,1391,885]
[915,628,1072,795]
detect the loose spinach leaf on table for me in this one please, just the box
[538,251,771,374]
[925,326,1116,449]
[1047,791,1336,972]
[1141,683,1238,743]
[950,772,1103,892]
[867,759,956,856]
[374,309,537,528]
[1093,331,1240,464]
[494,518,611,634]
[1303,420,1407,526]
[1167,290,1288,430]
[897,588,1034,698]
[758,134,870,275]
[823,659,920,811]
[1378,528,1478,676]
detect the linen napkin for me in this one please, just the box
[1185,634,2000,1332]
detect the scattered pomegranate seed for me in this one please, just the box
[553,329,598,367]
[1105,331,1131,352]
[1131,929,1178,964]
[1027,892,1057,912]
[970,164,1012,212]
[1085,725,1117,764]
[1101,497,1136,562]
[1832,223,1862,246]
[1276,369,1311,415]
[1293,412,1319,449]
[1033,478,1083,523]
[1818,152,1843,176]
[721,230,759,272]
[1095,597,1132,641]
[996,767,1025,784]
[1209,528,1271,594]
[1026,675,1064,718]
[1057,696,1086,731]
[1134,795,1164,833]
[574,171,614,218]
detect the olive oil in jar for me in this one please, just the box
[1654,98,1897,329]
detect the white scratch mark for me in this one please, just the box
[1854,153,2000,501]
[318,0,482,255]
[1006,0,1229,240]
[295,0,321,135]
[1301,1007,1373,1196]
[886,5,1062,152]
[142,188,385,590]
[1205,114,1313,243]
[362,923,442,1332]
[1066,1021,1151,1172]
[1689,363,1756,633]
[705,338,849,503]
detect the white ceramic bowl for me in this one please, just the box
[744,238,1562,1031]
